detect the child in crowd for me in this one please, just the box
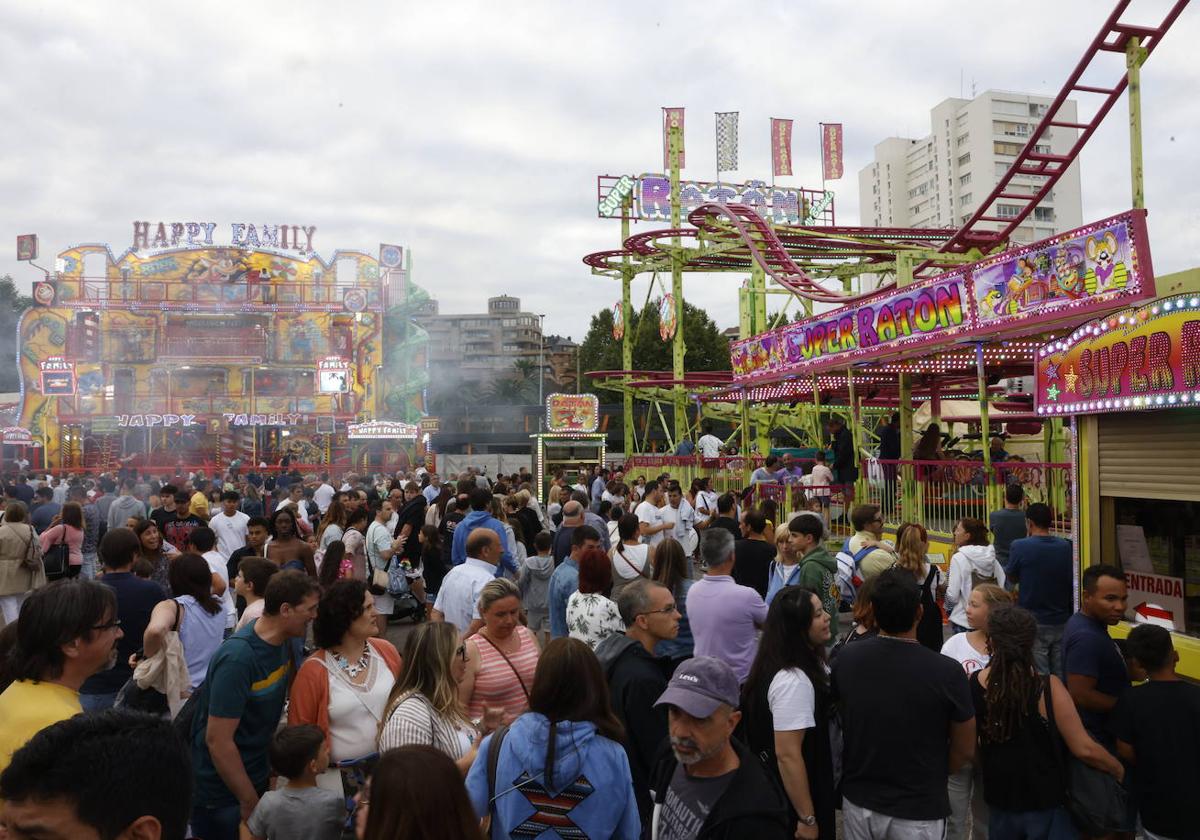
[233,557,279,631]
[1112,624,1200,840]
[519,530,555,645]
[245,725,345,840]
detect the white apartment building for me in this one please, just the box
[858,90,1083,245]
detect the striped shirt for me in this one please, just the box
[466,625,539,721]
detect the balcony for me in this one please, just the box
[159,334,269,361]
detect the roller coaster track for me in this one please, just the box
[658,0,1188,303]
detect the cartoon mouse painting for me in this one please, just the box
[1084,230,1128,293]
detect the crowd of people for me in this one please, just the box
[0,462,1196,840]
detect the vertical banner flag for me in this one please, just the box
[821,122,844,180]
[715,112,739,172]
[663,108,686,170]
[771,118,793,177]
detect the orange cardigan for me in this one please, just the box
[287,637,402,748]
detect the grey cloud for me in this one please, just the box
[0,0,1197,342]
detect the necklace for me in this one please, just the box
[333,642,371,678]
[877,632,919,644]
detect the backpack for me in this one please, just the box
[834,538,876,608]
[970,564,998,591]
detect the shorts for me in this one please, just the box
[374,592,394,615]
[525,609,549,633]
[843,797,945,840]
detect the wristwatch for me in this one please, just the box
[798,814,817,827]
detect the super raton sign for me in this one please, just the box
[1035,292,1200,416]
[731,210,1153,380]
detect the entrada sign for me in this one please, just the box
[1036,292,1200,416]
[732,210,1154,381]
[132,221,316,254]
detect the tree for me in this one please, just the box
[0,276,33,393]
[577,298,730,395]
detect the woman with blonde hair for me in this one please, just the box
[546,485,564,527]
[378,621,492,773]
[489,495,526,571]
[941,583,1012,840]
[459,577,540,725]
[894,522,946,651]
[508,490,541,556]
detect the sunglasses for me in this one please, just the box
[456,643,467,662]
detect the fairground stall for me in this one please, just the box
[16,225,430,473]
[1035,276,1200,679]
[531,394,606,501]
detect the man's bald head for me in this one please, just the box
[466,527,500,563]
[562,500,584,522]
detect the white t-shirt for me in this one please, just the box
[808,464,834,497]
[313,483,335,514]
[635,500,666,546]
[662,500,696,542]
[940,632,990,675]
[697,434,723,458]
[325,646,396,763]
[693,490,718,524]
[611,542,651,581]
[202,549,236,629]
[209,510,250,559]
[768,667,825,731]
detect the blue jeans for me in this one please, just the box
[1033,623,1065,679]
[988,806,1074,840]
[190,802,242,840]
[79,691,119,713]
[80,551,98,580]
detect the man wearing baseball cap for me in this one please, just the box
[649,656,789,839]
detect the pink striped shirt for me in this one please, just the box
[467,625,539,721]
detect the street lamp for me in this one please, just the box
[538,314,546,431]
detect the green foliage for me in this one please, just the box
[0,276,33,392]
[578,298,730,395]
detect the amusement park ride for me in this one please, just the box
[15,233,433,473]
[583,0,1189,474]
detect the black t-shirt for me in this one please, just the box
[149,506,175,535]
[81,572,166,695]
[1110,681,1200,839]
[831,635,974,821]
[732,538,775,599]
[162,514,203,551]
[709,516,741,543]
[227,546,261,616]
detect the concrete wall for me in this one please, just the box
[438,454,533,479]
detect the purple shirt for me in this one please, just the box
[686,574,768,683]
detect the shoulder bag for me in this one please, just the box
[365,523,390,595]
[121,600,189,717]
[42,525,71,580]
[1043,674,1129,836]
[476,632,531,701]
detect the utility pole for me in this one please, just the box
[538,314,546,431]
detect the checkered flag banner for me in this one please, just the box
[715,111,739,172]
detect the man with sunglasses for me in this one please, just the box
[0,578,123,777]
[596,579,681,827]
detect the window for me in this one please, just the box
[1034,144,1052,155]
[956,133,970,147]
[996,204,1022,218]
[960,192,973,205]
[992,99,1029,116]
[1033,207,1054,222]
[958,152,971,166]
[959,172,972,186]
[994,141,1023,156]
[994,120,1030,137]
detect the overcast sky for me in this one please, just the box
[2,0,1196,341]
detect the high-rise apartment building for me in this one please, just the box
[859,90,1083,245]
[416,295,544,384]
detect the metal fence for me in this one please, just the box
[618,454,1072,539]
